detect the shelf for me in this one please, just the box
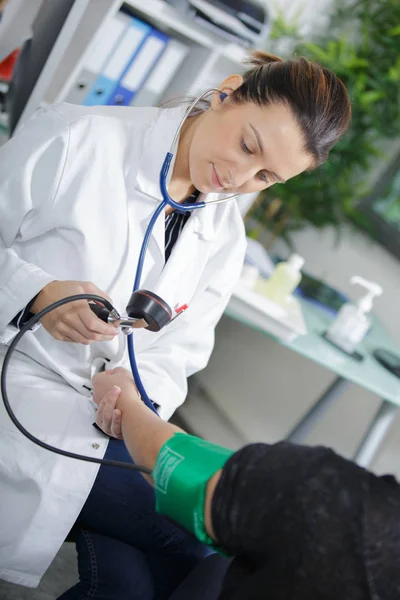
[44,0,248,108]
[123,0,247,64]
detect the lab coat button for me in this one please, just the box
[92,443,100,450]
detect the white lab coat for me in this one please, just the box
[0,103,246,586]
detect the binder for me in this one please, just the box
[83,17,151,106]
[107,28,169,107]
[133,38,189,107]
[65,11,131,105]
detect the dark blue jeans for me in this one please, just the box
[58,438,211,600]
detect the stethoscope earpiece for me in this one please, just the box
[220,92,228,102]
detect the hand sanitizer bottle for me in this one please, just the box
[257,254,304,304]
[325,276,383,353]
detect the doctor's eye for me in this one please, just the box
[241,139,253,155]
[258,171,269,183]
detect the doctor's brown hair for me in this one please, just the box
[231,51,351,167]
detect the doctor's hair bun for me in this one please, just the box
[245,51,284,67]
[234,51,351,167]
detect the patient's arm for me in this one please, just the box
[92,368,220,540]
[92,368,183,470]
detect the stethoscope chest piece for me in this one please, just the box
[126,289,172,332]
[89,289,173,333]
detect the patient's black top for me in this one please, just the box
[211,442,400,600]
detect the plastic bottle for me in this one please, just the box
[325,276,383,353]
[256,254,304,304]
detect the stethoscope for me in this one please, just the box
[0,88,238,473]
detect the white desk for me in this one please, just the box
[224,296,400,467]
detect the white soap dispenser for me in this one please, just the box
[325,276,383,353]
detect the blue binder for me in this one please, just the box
[83,17,151,106]
[107,28,169,107]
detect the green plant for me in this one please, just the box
[247,0,400,243]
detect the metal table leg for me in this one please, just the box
[353,400,398,468]
[286,376,350,444]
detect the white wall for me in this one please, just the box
[266,0,334,37]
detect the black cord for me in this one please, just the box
[0,294,152,475]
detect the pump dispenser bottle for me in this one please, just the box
[325,276,383,353]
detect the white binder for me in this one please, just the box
[133,38,189,107]
[65,11,131,105]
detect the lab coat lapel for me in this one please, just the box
[151,193,218,312]
[135,195,165,280]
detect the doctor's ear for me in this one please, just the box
[211,74,244,109]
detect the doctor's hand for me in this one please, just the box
[92,368,140,439]
[31,280,118,344]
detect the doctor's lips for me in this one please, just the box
[211,164,225,189]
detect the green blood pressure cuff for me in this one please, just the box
[153,433,233,549]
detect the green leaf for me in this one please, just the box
[301,42,331,63]
[345,57,369,68]
[359,90,385,105]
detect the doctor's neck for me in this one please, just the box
[168,112,202,206]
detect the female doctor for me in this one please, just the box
[0,51,351,597]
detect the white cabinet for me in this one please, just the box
[44,0,249,110]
